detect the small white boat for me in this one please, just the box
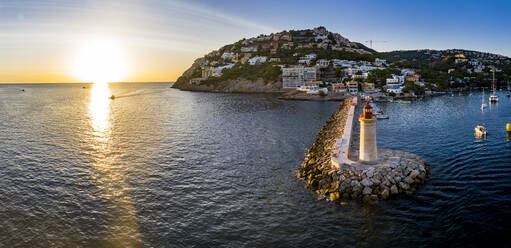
[369,102,389,119]
[376,114,389,119]
[489,68,498,103]
[475,125,487,136]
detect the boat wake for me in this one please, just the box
[110,89,160,99]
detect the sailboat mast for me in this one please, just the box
[493,68,495,93]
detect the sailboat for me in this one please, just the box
[481,88,487,110]
[489,68,498,103]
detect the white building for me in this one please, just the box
[331,83,347,93]
[386,86,403,94]
[347,81,358,95]
[359,65,378,73]
[298,53,317,65]
[269,58,281,62]
[221,52,234,60]
[304,53,317,60]
[202,63,235,78]
[297,81,322,94]
[298,58,312,65]
[344,67,361,76]
[241,47,258,52]
[248,56,267,65]
[353,74,365,80]
[386,78,403,94]
[316,59,329,68]
[332,59,356,68]
[282,67,317,88]
[374,58,387,66]
[396,75,405,84]
[386,78,399,84]
[401,69,416,76]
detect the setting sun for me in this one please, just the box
[72,37,129,83]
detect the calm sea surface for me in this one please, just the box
[0,83,510,247]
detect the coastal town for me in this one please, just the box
[175,27,511,100]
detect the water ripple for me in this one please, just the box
[1,85,510,247]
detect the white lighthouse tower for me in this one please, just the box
[359,101,377,162]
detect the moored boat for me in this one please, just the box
[489,68,498,103]
[376,113,389,119]
[474,125,487,137]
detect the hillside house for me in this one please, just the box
[221,52,234,60]
[316,59,330,68]
[248,56,267,65]
[347,81,358,95]
[282,67,317,88]
[331,83,347,93]
[241,47,258,52]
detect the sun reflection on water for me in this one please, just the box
[89,82,111,136]
[88,82,141,246]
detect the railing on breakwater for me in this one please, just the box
[332,96,357,168]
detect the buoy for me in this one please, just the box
[507,123,511,132]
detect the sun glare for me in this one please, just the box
[72,37,129,83]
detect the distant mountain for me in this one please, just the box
[381,49,511,68]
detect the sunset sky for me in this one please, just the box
[1,0,510,83]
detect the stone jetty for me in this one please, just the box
[298,98,430,203]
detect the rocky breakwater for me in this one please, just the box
[298,99,430,203]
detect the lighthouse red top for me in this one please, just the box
[361,101,373,119]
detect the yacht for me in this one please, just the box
[489,68,498,103]
[475,125,487,137]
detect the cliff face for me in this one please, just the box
[172,26,377,93]
[172,57,206,88]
